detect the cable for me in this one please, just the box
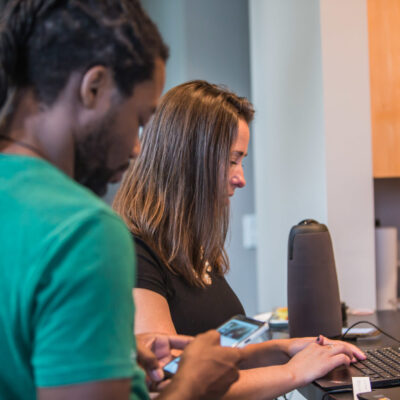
[341,320,400,344]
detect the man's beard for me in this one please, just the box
[75,158,115,196]
[74,114,119,197]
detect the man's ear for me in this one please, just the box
[80,66,112,108]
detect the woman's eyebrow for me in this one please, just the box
[231,150,248,157]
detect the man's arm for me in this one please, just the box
[33,213,142,399]
[38,331,243,400]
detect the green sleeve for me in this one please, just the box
[28,210,148,398]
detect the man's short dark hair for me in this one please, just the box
[0,0,168,108]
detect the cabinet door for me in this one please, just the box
[368,0,400,177]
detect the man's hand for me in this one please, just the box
[159,330,242,400]
[136,333,193,384]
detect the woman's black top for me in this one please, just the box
[134,236,245,336]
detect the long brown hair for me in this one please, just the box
[113,80,254,287]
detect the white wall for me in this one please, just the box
[320,0,376,310]
[250,0,376,312]
[249,0,327,311]
[140,0,187,92]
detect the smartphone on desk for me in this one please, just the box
[163,315,267,376]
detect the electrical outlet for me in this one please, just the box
[242,214,257,249]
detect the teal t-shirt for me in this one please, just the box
[0,155,148,400]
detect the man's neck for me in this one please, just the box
[0,135,47,159]
[0,88,75,176]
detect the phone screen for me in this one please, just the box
[218,319,260,347]
[163,316,262,375]
[164,356,180,375]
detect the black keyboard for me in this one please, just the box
[353,347,400,382]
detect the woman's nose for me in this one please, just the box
[231,167,246,188]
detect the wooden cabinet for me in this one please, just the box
[368,0,400,177]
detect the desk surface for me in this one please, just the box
[296,310,400,400]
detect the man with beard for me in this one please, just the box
[0,1,242,399]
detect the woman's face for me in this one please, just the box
[228,119,250,198]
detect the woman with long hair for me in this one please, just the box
[114,80,365,399]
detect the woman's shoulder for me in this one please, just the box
[132,234,175,298]
[133,235,176,279]
[132,235,167,271]
[133,235,159,260]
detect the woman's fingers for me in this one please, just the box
[316,335,366,361]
